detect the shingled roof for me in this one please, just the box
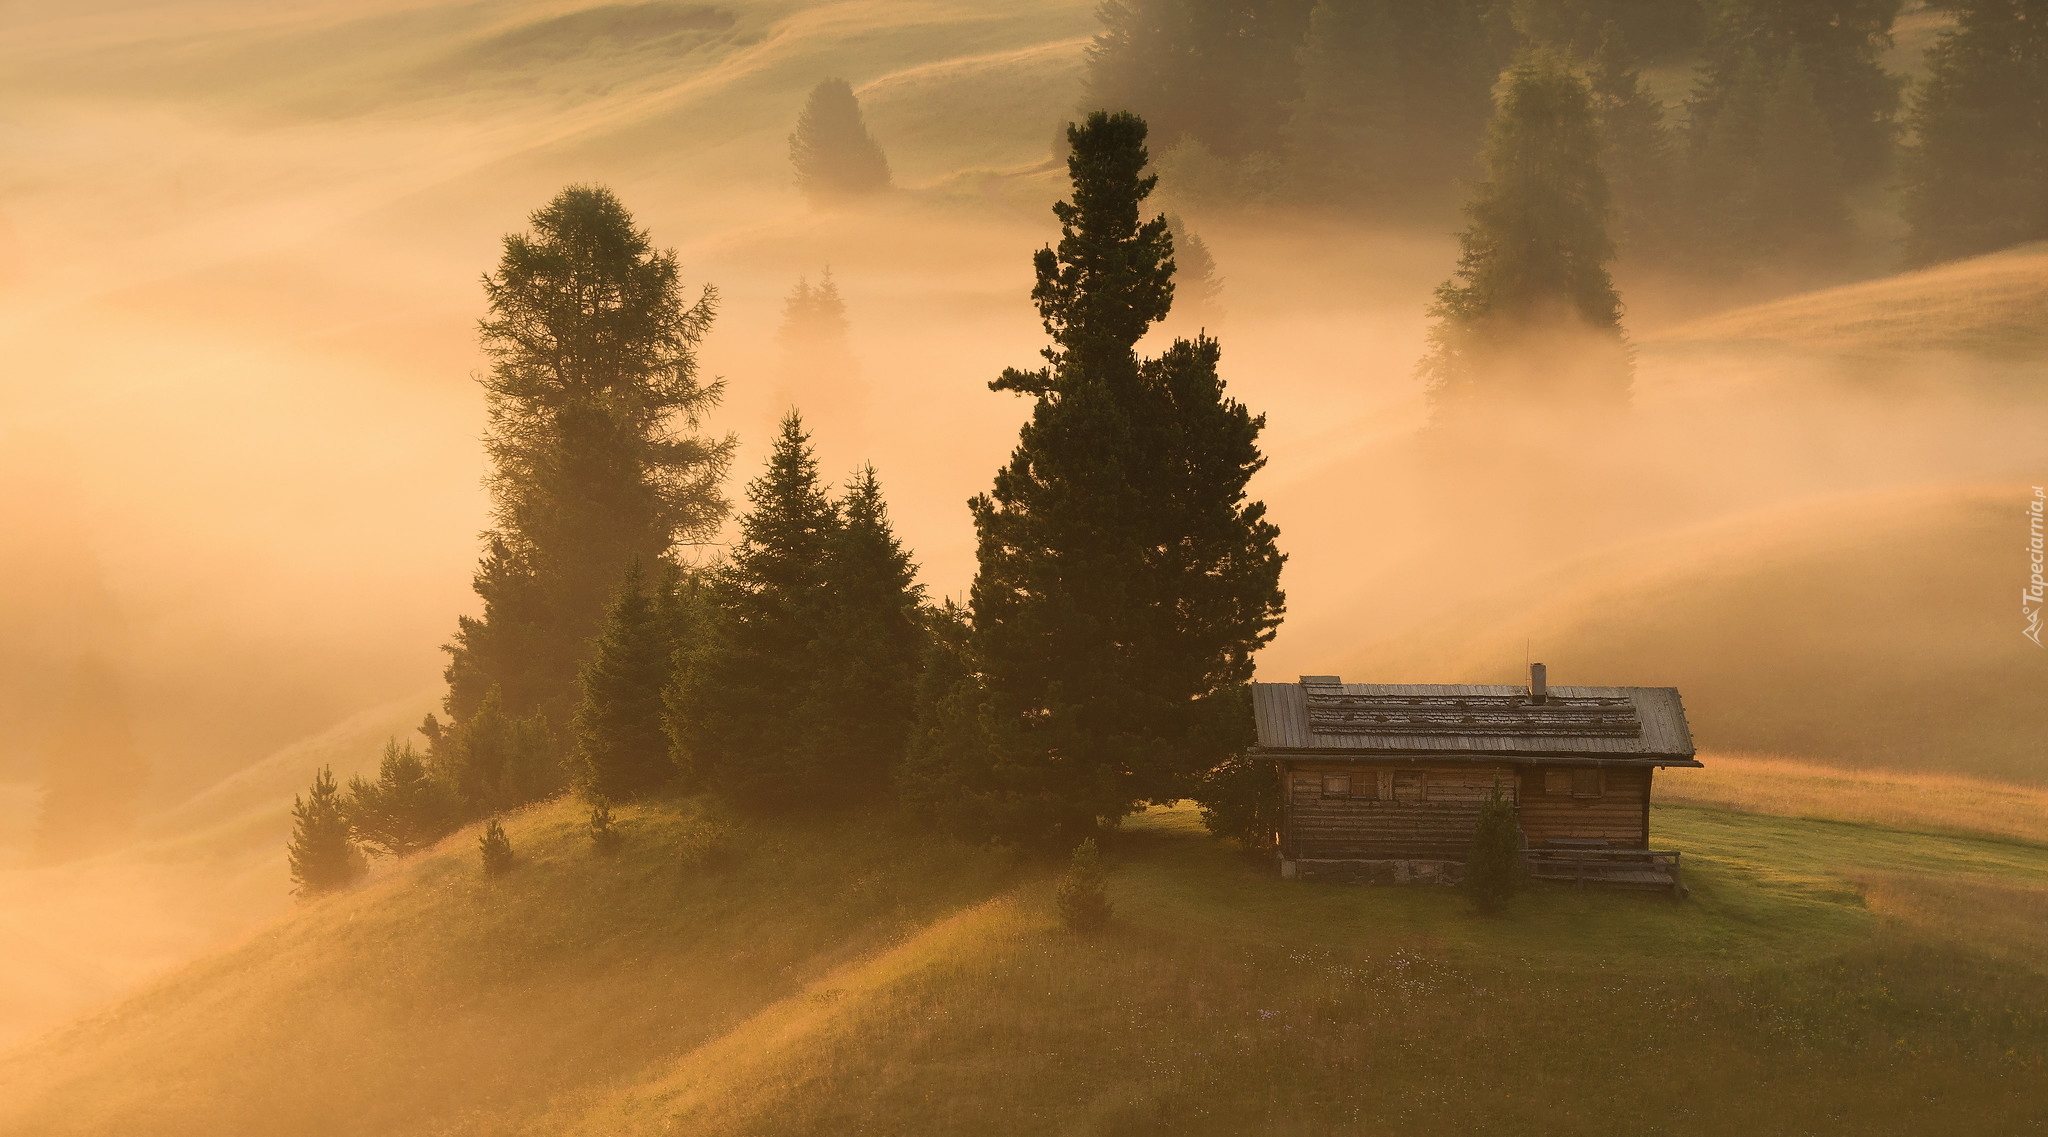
[1251,676,1698,765]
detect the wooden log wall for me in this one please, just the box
[1517,766,1651,849]
[1283,764,1519,861]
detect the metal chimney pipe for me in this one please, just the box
[1530,662,1548,705]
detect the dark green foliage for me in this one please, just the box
[1466,780,1522,914]
[789,79,891,203]
[1686,49,1855,270]
[963,112,1285,846]
[1283,0,1507,213]
[443,185,732,728]
[421,689,563,816]
[1685,0,1902,185]
[1588,23,1678,260]
[574,560,680,801]
[1422,50,1629,410]
[344,740,462,858]
[1056,838,1114,932]
[1194,733,1280,853]
[1903,0,2048,264]
[479,817,514,876]
[587,797,621,853]
[1086,0,1315,160]
[799,466,925,804]
[287,766,365,897]
[894,603,1001,835]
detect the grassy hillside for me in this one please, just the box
[5,787,2047,1136]
[1340,484,2048,781]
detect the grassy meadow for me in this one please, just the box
[5,774,2048,1137]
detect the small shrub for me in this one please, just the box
[1467,780,1522,915]
[1056,838,1113,932]
[479,817,514,877]
[588,797,621,854]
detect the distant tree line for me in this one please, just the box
[1089,0,2048,273]
[290,116,1287,893]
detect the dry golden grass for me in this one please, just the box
[1657,752,2048,845]
[1857,871,2048,973]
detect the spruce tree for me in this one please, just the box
[1588,23,1676,260]
[288,766,365,897]
[1086,0,1316,161]
[573,560,678,801]
[1688,48,1771,265]
[1903,0,2048,265]
[1056,838,1114,931]
[1754,52,1852,257]
[423,688,562,816]
[345,740,461,858]
[789,79,892,204]
[800,466,925,803]
[1164,215,1224,326]
[894,602,996,831]
[478,818,514,876]
[967,112,1285,844]
[1420,49,1629,411]
[668,413,840,806]
[443,186,732,728]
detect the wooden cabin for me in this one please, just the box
[1250,665,1699,891]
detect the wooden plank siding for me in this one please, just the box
[1517,765,1652,849]
[1282,763,1519,861]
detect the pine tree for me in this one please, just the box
[1164,215,1224,326]
[894,602,996,831]
[774,269,864,463]
[1685,0,1901,185]
[1283,0,1504,213]
[1056,838,1114,931]
[800,466,925,804]
[1688,48,1771,265]
[33,658,144,863]
[1421,49,1629,411]
[789,79,891,204]
[668,413,840,807]
[573,560,678,801]
[479,817,514,876]
[1514,0,1707,61]
[443,185,732,729]
[1465,780,1522,915]
[1754,52,1852,257]
[288,766,365,897]
[344,740,461,858]
[423,688,562,816]
[1086,0,1316,161]
[1588,23,1676,260]
[1903,0,2048,265]
[967,112,1285,844]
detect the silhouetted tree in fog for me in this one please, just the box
[1087,0,1314,161]
[775,269,865,455]
[288,766,365,897]
[1687,49,1853,271]
[1165,214,1223,325]
[33,658,143,862]
[1903,0,2048,265]
[443,186,732,729]
[1421,50,1629,411]
[573,560,679,801]
[421,689,562,816]
[1587,23,1677,260]
[790,79,891,204]
[345,740,461,858]
[957,112,1285,845]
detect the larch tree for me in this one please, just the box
[1903,0,2048,265]
[790,79,892,205]
[1420,49,1629,412]
[668,413,840,807]
[443,186,732,729]
[965,111,1285,846]
[288,766,365,898]
[573,559,679,801]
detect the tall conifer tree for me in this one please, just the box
[288,766,365,897]
[1421,50,1629,411]
[789,79,892,204]
[967,111,1285,844]
[573,560,678,801]
[668,414,840,806]
[444,186,732,728]
[1903,0,2048,264]
[1588,24,1676,260]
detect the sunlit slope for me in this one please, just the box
[1343,485,2047,780]
[1648,242,2048,360]
[5,799,2048,1136]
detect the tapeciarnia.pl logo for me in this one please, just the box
[2027,486,2045,648]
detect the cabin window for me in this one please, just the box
[1572,769,1604,798]
[1353,774,1380,801]
[1544,770,1573,796]
[1322,774,1351,797]
[1392,772,1425,802]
